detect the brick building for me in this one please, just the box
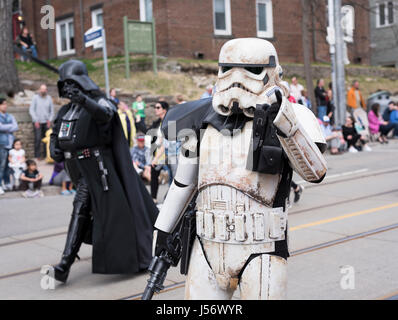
[20,0,370,64]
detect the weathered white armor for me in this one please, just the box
[154,38,327,300]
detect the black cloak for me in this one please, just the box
[54,102,158,274]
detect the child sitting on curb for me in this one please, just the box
[20,159,44,198]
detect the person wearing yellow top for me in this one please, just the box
[117,101,136,149]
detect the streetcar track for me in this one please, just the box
[0,168,397,299]
[1,222,397,300]
[290,188,398,215]
[2,184,398,249]
[119,222,398,300]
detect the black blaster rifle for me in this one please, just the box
[142,195,197,300]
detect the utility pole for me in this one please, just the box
[334,0,347,128]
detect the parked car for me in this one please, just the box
[366,90,391,115]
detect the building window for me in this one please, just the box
[256,0,273,38]
[56,17,75,56]
[377,1,395,27]
[91,8,104,49]
[140,0,153,22]
[213,0,231,36]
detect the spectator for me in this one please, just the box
[176,94,186,104]
[314,79,328,120]
[131,133,151,182]
[320,116,341,155]
[148,101,169,203]
[347,80,366,114]
[383,101,398,122]
[326,82,335,125]
[342,116,372,153]
[17,27,38,59]
[201,84,213,99]
[117,101,136,150]
[20,159,43,198]
[109,88,120,105]
[368,103,398,143]
[29,84,54,160]
[0,97,18,195]
[49,162,74,196]
[8,139,26,190]
[301,90,312,110]
[291,181,303,203]
[290,77,304,104]
[132,95,147,133]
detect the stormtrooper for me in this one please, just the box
[152,38,327,300]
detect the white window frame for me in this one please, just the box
[140,0,153,22]
[213,0,232,36]
[55,17,75,56]
[91,8,104,49]
[256,0,273,38]
[376,1,395,28]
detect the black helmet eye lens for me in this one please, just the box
[222,66,232,73]
[245,67,264,75]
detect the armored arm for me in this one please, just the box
[154,135,199,234]
[273,97,327,183]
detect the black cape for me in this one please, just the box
[54,103,158,274]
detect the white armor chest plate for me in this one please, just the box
[198,123,280,205]
[197,123,286,245]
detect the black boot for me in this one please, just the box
[54,205,89,283]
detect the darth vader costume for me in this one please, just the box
[50,60,158,282]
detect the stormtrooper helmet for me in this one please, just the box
[213,38,287,118]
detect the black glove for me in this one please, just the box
[63,83,86,104]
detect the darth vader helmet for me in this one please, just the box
[57,60,99,97]
[213,38,287,118]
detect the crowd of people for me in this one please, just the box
[283,78,398,155]
[0,83,188,203]
[1,77,397,203]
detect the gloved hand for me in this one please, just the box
[62,82,86,104]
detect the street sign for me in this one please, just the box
[84,26,110,99]
[84,27,103,48]
[123,17,157,78]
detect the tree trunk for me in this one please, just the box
[301,0,316,115]
[0,0,22,95]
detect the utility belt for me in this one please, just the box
[64,147,109,192]
[196,206,287,245]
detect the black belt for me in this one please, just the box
[64,147,109,192]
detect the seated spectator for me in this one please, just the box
[382,101,397,122]
[320,116,341,155]
[342,116,372,153]
[8,139,26,190]
[131,134,151,182]
[389,106,398,126]
[17,27,38,59]
[368,103,398,143]
[20,159,43,198]
[49,162,74,196]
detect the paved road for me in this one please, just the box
[0,141,397,300]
